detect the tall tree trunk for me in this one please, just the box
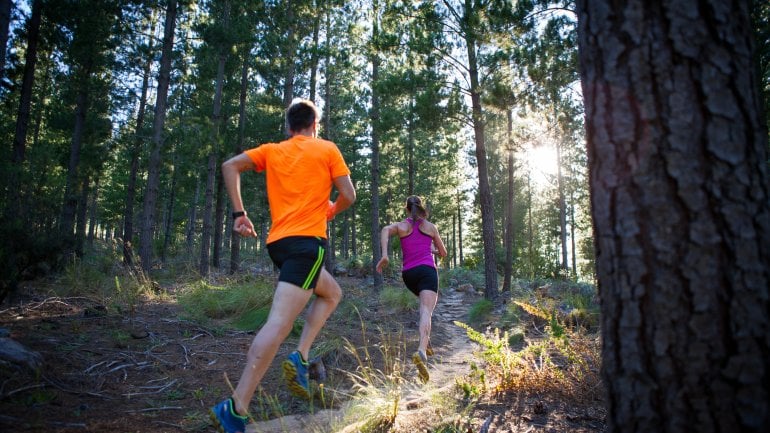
[370,0,383,290]
[61,70,91,252]
[200,152,216,276]
[457,195,464,267]
[320,23,335,274]
[88,178,99,245]
[503,111,515,292]
[577,1,770,431]
[8,0,42,218]
[75,178,90,257]
[186,177,200,255]
[230,56,250,274]
[556,138,568,274]
[407,97,415,195]
[527,174,533,279]
[570,198,577,277]
[351,205,357,257]
[212,171,226,268]
[140,0,178,272]
[452,213,457,268]
[463,0,497,298]
[0,0,10,83]
[161,152,177,264]
[281,0,296,119]
[124,13,155,266]
[308,2,321,103]
[200,3,228,276]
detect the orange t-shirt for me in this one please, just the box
[244,135,350,244]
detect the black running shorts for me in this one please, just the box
[267,236,327,290]
[401,265,438,296]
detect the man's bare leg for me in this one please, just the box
[296,268,342,360]
[231,282,313,416]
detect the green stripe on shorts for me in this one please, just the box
[301,245,325,289]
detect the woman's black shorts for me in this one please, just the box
[401,265,438,297]
[267,236,327,290]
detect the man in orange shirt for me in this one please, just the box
[210,99,356,433]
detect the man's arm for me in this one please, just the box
[328,175,356,219]
[222,153,256,237]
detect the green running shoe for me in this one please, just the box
[412,351,429,383]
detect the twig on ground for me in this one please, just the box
[43,375,111,399]
[126,406,182,413]
[1,383,46,399]
[123,379,178,397]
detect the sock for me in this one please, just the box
[229,398,248,420]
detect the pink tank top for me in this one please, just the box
[400,218,435,271]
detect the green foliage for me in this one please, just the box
[379,285,417,312]
[177,277,282,332]
[454,315,602,401]
[467,299,494,324]
[442,267,485,291]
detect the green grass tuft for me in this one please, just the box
[379,285,418,312]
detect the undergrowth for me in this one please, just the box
[454,305,602,403]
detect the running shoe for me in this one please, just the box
[209,397,247,433]
[426,344,434,357]
[282,350,311,399]
[412,350,429,383]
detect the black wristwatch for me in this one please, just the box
[232,211,247,219]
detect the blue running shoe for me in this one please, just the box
[209,398,247,433]
[282,350,310,400]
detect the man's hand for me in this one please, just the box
[234,216,257,238]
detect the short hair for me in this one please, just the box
[286,98,320,133]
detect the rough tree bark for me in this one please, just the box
[576,1,770,431]
[139,0,178,272]
[370,0,383,290]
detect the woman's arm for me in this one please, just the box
[376,223,400,273]
[430,223,448,258]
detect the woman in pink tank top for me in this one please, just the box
[376,195,448,382]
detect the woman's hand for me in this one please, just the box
[375,256,389,273]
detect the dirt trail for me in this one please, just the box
[245,287,474,433]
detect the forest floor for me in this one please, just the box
[0,272,605,433]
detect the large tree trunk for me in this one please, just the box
[576,1,770,432]
[212,171,226,269]
[370,0,383,290]
[199,152,216,276]
[230,57,249,274]
[0,0,10,83]
[60,74,90,252]
[139,0,178,272]
[556,138,568,274]
[322,27,335,274]
[463,0,497,298]
[8,0,42,218]
[186,177,200,255]
[161,153,177,264]
[503,111,515,292]
[75,178,90,257]
[281,0,296,121]
[308,4,321,103]
[88,178,99,245]
[200,3,228,276]
[123,14,155,266]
